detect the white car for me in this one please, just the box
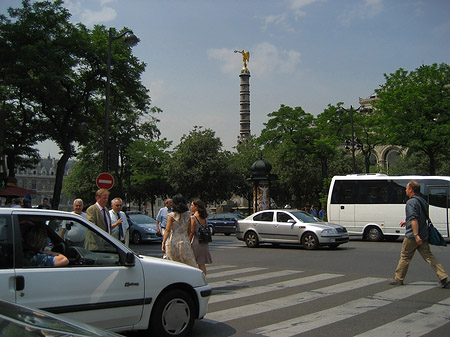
[0,208,211,337]
[236,209,349,249]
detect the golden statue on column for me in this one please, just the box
[234,49,250,70]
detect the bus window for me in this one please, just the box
[428,187,449,209]
[331,180,356,204]
[390,180,409,204]
[357,180,388,204]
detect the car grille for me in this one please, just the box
[336,237,349,242]
[336,227,347,233]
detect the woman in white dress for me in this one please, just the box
[161,194,196,267]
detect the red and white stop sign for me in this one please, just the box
[96,172,114,190]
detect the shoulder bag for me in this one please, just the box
[195,216,212,244]
[414,197,447,247]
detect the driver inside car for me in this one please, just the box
[23,224,69,267]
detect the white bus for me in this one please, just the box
[327,174,450,241]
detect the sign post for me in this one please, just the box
[96,172,114,190]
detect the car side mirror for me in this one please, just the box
[125,252,135,266]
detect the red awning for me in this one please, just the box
[0,186,39,197]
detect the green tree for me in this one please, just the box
[128,138,172,216]
[258,105,320,207]
[375,63,450,174]
[0,1,51,183]
[229,136,261,213]
[62,153,100,204]
[314,104,348,180]
[1,1,153,208]
[168,126,233,203]
[1,0,94,207]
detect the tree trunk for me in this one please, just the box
[51,151,70,210]
[428,150,436,175]
[5,150,16,179]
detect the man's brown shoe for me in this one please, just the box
[388,278,403,285]
[439,278,450,288]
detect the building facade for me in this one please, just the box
[14,156,74,210]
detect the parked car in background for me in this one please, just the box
[0,299,121,337]
[126,211,161,244]
[207,212,245,235]
[0,208,211,336]
[236,209,349,250]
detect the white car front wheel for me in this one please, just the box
[150,289,196,337]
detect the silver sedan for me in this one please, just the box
[236,209,349,250]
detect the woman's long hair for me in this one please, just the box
[172,194,189,213]
[192,199,208,219]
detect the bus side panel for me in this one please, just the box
[430,205,449,238]
[354,204,405,236]
[335,204,356,233]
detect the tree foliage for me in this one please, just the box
[127,137,172,212]
[258,105,322,207]
[228,136,261,211]
[375,63,450,174]
[1,0,153,208]
[168,127,234,203]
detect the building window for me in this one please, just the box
[386,149,400,167]
[369,152,378,167]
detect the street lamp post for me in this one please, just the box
[104,28,139,172]
[337,105,365,173]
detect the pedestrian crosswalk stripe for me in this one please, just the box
[209,269,302,289]
[207,265,236,271]
[250,282,436,337]
[353,295,450,337]
[206,276,384,323]
[207,267,268,280]
[209,273,343,304]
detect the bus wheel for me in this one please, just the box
[366,227,383,242]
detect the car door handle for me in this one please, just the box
[341,206,345,209]
[15,275,25,291]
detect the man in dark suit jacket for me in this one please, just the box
[85,189,113,250]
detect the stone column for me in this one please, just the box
[238,69,251,144]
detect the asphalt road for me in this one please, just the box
[127,235,450,337]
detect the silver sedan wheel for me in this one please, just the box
[244,231,259,248]
[302,233,319,250]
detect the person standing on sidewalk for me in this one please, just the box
[388,180,450,288]
[156,198,173,236]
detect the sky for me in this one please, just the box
[2,0,450,158]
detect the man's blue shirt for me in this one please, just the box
[156,207,171,228]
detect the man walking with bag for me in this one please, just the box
[388,180,450,288]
